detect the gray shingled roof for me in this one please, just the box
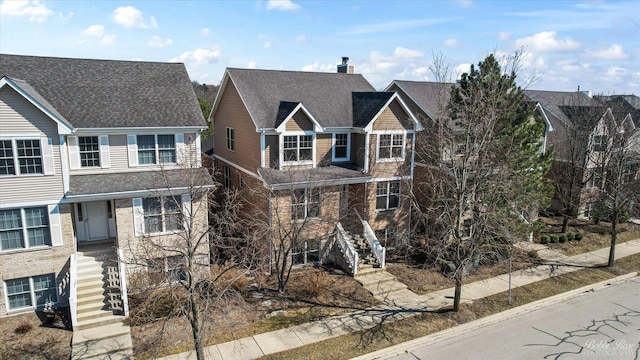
[390,80,454,120]
[352,92,394,127]
[68,168,214,197]
[225,68,376,129]
[1,54,205,129]
[258,164,371,190]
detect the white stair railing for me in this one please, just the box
[69,253,78,327]
[117,249,129,317]
[353,208,386,269]
[335,222,359,275]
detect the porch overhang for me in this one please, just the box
[259,164,371,190]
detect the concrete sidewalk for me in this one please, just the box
[158,239,640,360]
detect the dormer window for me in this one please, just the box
[283,134,313,163]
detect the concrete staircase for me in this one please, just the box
[72,247,133,359]
[348,232,383,276]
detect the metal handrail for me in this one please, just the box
[335,222,359,275]
[353,208,386,269]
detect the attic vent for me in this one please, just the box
[337,56,354,74]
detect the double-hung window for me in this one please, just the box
[78,136,100,167]
[376,181,400,210]
[587,167,603,188]
[226,128,235,151]
[333,133,349,160]
[291,240,320,266]
[0,207,50,251]
[143,197,182,233]
[377,134,404,161]
[592,135,607,152]
[5,273,57,310]
[0,139,45,175]
[137,135,176,165]
[291,188,321,220]
[223,165,231,189]
[283,135,313,163]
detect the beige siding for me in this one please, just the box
[372,100,413,131]
[213,80,261,172]
[0,203,75,316]
[0,87,65,203]
[69,132,198,175]
[368,133,413,178]
[285,110,314,131]
[316,133,332,166]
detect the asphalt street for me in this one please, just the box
[379,277,640,360]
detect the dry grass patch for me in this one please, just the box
[262,254,640,360]
[0,312,71,360]
[132,266,378,359]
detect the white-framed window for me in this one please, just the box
[332,133,350,161]
[283,134,313,163]
[137,134,176,165]
[78,136,100,167]
[142,197,182,234]
[0,138,51,175]
[592,134,607,152]
[584,202,595,219]
[376,181,400,210]
[291,188,321,220]
[4,273,57,310]
[587,167,603,188]
[377,133,404,161]
[226,127,235,151]
[0,207,50,251]
[223,165,231,189]
[291,240,320,266]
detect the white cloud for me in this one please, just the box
[263,41,272,49]
[443,38,461,47]
[0,0,53,23]
[454,63,471,79]
[585,44,628,60]
[455,0,473,8]
[112,6,157,29]
[498,32,510,40]
[295,34,307,42]
[393,46,423,59]
[148,36,173,48]
[266,0,301,11]
[301,62,334,72]
[82,25,104,37]
[200,28,210,36]
[606,66,626,77]
[99,34,116,46]
[247,61,257,69]
[514,31,580,52]
[170,48,221,65]
[347,18,454,35]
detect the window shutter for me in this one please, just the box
[42,137,55,175]
[67,136,80,170]
[127,135,138,167]
[99,135,111,168]
[182,194,192,229]
[48,204,63,246]
[175,133,185,165]
[132,198,144,237]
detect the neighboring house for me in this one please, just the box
[208,65,421,275]
[525,90,637,220]
[0,54,211,333]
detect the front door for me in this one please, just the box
[76,201,109,241]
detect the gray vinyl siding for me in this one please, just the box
[0,87,64,203]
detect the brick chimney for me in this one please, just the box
[337,56,354,74]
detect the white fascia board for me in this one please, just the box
[217,71,261,132]
[72,126,205,135]
[388,81,437,125]
[63,186,215,202]
[364,93,421,132]
[275,102,324,133]
[535,103,554,132]
[0,77,74,135]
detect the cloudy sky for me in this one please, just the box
[1,0,638,94]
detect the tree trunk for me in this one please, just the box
[453,274,462,312]
[189,298,204,360]
[607,217,618,267]
[561,215,569,233]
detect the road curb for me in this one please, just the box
[350,271,638,360]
